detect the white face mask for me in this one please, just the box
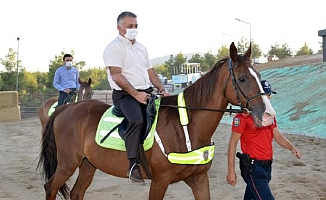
[65,61,73,68]
[124,28,138,41]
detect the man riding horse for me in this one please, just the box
[102,11,169,183]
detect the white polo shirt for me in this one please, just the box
[103,34,152,90]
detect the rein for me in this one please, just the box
[63,91,78,104]
[158,104,244,114]
[63,85,93,103]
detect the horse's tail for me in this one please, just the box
[36,105,70,200]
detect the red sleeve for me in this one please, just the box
[231,114,247,134]
[271,117,277,130]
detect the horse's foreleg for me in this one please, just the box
[70,158,96,200]
[148,176,171,200]
[184,173,210,200]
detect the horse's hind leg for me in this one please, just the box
[70,158,96,200]
[44,165,78,200]
[184,173,210,200]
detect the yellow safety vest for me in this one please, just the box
[166,92,215,164]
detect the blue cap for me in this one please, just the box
[261,80,276,94]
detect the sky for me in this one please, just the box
[1,0,325,72]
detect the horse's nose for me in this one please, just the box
[262,112,274,126]
[261,95,276,126]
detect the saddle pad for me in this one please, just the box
[95,104,159,151]
[48,97,77,117]
[48,102,58,116]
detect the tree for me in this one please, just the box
[217,44,229,60]
[0,71,16,91]
[153,64,168,77]
[0,75,2,89]
[1,48,16,72]
[19,69,38,94]
[0,48,22,91]
[174,52,187,74]
[296,42,313,56]
[202,52,217,72]
[251,41,262,60]
[188,53,208,73]
[79,67,109,90]
[164,55,175,79]
[187,52,216,73]
[268,42,292,59]
[236,38,262,61]
[188,54,202,63]
[35,71,49,91]
[237,37,249,54]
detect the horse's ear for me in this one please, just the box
[88,78,92,85]
[244,42,252,59]
[229,42,238,62]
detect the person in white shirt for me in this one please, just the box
[103,11,169,183]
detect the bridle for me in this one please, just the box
[62,84,93,104]
[78,84,94,100]
[224,59,265,113]
[159,59,265,114]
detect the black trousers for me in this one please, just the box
[112,90,148,159]
[57,88,76,106]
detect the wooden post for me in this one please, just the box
[318,29,326,62]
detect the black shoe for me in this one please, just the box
[128,164,145,183]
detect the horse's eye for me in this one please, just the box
[238,77,245,82]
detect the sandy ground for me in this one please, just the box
[0,115,326,200]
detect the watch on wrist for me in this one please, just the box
[159,88,168,93]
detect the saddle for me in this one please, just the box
[100,94,157,144]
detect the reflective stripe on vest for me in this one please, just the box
[167,144,215,164]
[178,92,189,125]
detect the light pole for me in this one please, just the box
[235,18,251,44]
[15,37,20,91]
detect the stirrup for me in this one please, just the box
[128,163,145,183]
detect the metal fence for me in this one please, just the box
[19,91,113,114]
[19,85,174,113]
[20,93,57,114]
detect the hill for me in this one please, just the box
[255,54,323,71]
[150,52,323,70]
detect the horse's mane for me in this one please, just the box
[183,57,229,108]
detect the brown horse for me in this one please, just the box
[37,43,274,200]
[38,77,93,131]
